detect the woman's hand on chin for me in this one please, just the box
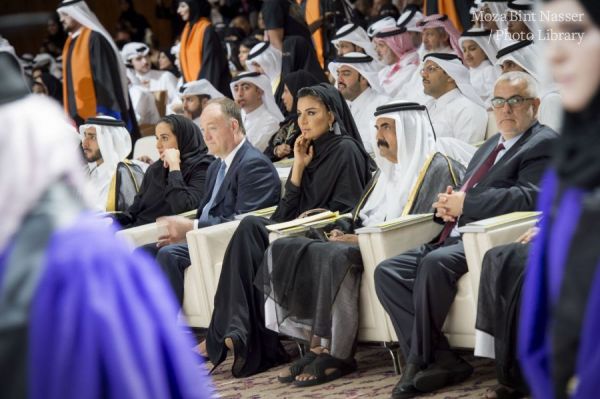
[293,135,314,169]
[161,148,181,171]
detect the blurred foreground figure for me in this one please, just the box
[0,57,211,399]
[519,1,600,398]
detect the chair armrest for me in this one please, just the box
[183,220,241,327]
[357,214,442,343]
[460,211,540,306]
[116,209,197,249]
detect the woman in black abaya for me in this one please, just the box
[118,115,214,228]
[199,83,374,377]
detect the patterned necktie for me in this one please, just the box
[199,161,227,223]
[437,143,505,243]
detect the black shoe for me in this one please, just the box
[391,363,421,399]
[412,351,473,393]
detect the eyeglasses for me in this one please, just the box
[420,65,441,75]
[491,95,535,108]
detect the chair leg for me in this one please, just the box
[296,341,307,357]
[383,342,403,375]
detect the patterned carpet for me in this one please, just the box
[201,339,498,399]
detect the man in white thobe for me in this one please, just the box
[230,71,283,152]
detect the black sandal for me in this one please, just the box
[293,352,357,387]
[278,351,318,383]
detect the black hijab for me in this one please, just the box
[550,0,600,190]
[297,83,375,174]
[282,70,321,121]
[271,83,375,221]
[147,114,213,182]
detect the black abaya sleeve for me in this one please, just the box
[270,179,302,222]
[165,168,207,214]
[198,26,232,98]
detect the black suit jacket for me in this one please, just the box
[196,140,281,228]
[439,122,558,227]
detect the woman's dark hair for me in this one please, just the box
[180,0,211,23]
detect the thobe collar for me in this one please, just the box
[70,27,84,39]
[347,87,375,110]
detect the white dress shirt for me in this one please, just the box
[242,104,280,152]
[193,138,246,229]
[426,88,488,144]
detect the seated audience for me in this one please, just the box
[246,42,282,94]
[238,36,260,70]
[328,52,390,152]
[520,1,600,398]
[121,42,179,115]
[496,39,563,132]
[158,47,181,78]
[259,101,467,387]
[373,26,420,98]
[117,115,214,228]
[195,84,374,378]
[0,61,211,398]
[152,98,281,303]
[422,53,488,144]
[375,72,558,399]
[459,28,501,104]
[416,14,463,59]
[506,0,537,40]
[79,116,142,212]
[330,23,380,61]
[230,72,284,151]
[180,79,225,126]
[264,70,320,162]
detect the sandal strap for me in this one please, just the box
[303,353,356,379]
[289,351,318,377]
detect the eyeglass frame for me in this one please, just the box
[491,95,536,109]
[419,65,443,75]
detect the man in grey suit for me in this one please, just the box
[374,71,559,399]
[154,98,280,305]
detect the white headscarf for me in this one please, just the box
[484,0,509,30]
[57,0,129,107]
[397,5,424,32]
[367,17,398,38]
[425,53,486,107]
[120,42,150,64]
[181,79,224,99]
[331,23,380,62]
[247,42,282,84]
[496,39,540,80]
[0,95,89,251]
[459,28,499,64]
[327,52,383,93]
[359,102,436,226]
[507,0,538,35]
[230,72,284,121]
[79,116,132,173]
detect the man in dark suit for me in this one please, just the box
[374,71,559,399]
[154,97,281,305]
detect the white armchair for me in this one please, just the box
[459,211,540,308]
[356,214,476,350]
[115,209,197,248]
[183,207,277,328]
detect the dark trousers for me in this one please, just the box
[148,242,191,305]
[374,237,467,366]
